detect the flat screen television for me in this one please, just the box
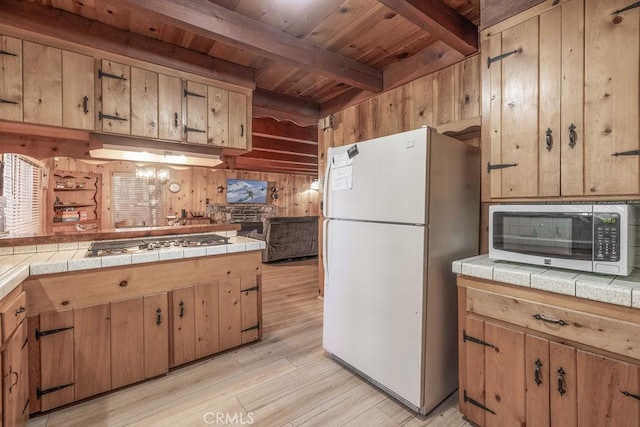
[226,179,268,204]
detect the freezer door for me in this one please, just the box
[325,128,428,224]
[323,219,425,408]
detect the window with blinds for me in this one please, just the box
[112,173,164,226]
[2,154,43,236]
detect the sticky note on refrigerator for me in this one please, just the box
[332,165,352,191]
[332,152,351,168]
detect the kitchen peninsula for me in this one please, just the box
[0,227,265,422]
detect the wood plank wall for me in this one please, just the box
[317,54,482,296]
[46,158,319,229]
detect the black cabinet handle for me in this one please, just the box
[119,280,128,287]
[9,367,18,393]
[240,124,244,137]
[15,306,25,316]
[534,359,543,386]
[179,301,184,318]
[546,128,553,151]
[569,123,577,148]
[557,367,566,396]
[82,96,89,114]
[156,308,162,326]
[174,112,179,128]
[532,313,568,326]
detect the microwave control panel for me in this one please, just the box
[594,213,620,262]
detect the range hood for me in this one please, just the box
[89,134,223,167]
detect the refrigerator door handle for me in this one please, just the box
[323,150,332,218]
[323,219,329,286]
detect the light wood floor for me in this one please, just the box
[28,259,469,427]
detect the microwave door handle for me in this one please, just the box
[323,219,330,287]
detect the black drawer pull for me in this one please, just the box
[15,306,25,316]
[534,359,543,386]
[82,96,89,114]
[533,313,568,326]
[156,308,162,325]
[557,367,566,396]
[179,301,185,318]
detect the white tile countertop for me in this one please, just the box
[0,232,265,300]
[453,254,640,309]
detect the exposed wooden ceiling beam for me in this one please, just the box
[0,1,253,88]
[232,158,317,175]
[241,150,318,166]
[252,136,318,156]
[253,89,321,128]
[107,0,383,93]
[252,118,318,143]
[377,0,478,55]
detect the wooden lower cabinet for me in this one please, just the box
[170,286,196,367]
[459,279,640,427]
[143,293,169,379]
[3,321,29,426]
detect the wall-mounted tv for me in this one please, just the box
[226,179,268,204]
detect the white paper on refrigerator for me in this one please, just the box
[331,165,353,191]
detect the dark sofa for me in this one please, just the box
[250,216,318,263]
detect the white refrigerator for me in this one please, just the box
[322,127,480,414]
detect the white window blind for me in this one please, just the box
[112,173,164,226]
[2,154,43,236]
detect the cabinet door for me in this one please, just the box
[489,18,539,198]
[219,278,242,351]
[170,286,196,367]
[62,50,95,130]
[3,321,28,426]
[194,282,220,359]
[23,41,62,126]
[549,342,576,427]
[240,276,260,344]
[73,303,111,400]
[0,35,22,121]
[131,67,158,138]
[525,335,550,427]
[184,81,207,144]
[110,297,144,389]
[38,310,74,412]
[207,86,228,147]
[460,317,488,426]
[577,350,639,427]
[585,0,639,195]
[99,59,130,134]
[144,293,169,379]
[228,91,248,149]
[158,74,182,141]
[484,322,525,427]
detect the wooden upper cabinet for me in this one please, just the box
[585,0,640,195]
[184,80,207,144]
[23,41,62,126]
[158,74,182,142]
[229,91,248,150]
[130,67,159,138]
[62,50,95,131]
[99,59,130,135]
[207,86,229,147]
[0,35,22,122]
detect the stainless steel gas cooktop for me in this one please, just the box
[86,234,229,257]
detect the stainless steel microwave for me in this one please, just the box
[489,204,636,276]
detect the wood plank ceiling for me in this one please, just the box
[9,0,481,175]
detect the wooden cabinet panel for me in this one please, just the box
[1,290,26,342]
[549,342,576,427]
[3,321,28,426]
[577,350,639,427]
[131,67,158,138]
[73,303,111,400]
[23,41,62,126]
[158,74,182,142]
[62,50,94,130]
[184,80,207,144]
[207,86,229,147]
[194,282,220,359]
[99,59,130,135]
[110,297,144,389]
[585,0,640,195]
[229,91,248,149]
[38,310,74,412]
[0,35,22,121]
[484,323,525,427]
[461,317,487,426]
[170,286,196,367]
[525,335,549,427]
[219,278,242,351]
[240,276,259,344]
[486,33,503,199]
[143,293,169,379]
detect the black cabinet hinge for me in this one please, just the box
[487,49,521,68]
[0,49,17,57]
[622,391,640,401]
[612,2,640,15]
[463,330,496,349]
[37,383,74,399]
[487,162,518,174]
[184,89,205,98]
[99,111,128,122]
[0,98,18,105]
[184,125,206,134]
[612,149,640,157]
[98,69,127,80]
[241,323,259,333]
[35,326,74,340]
[464,390,496,415]
[241,286,259,293]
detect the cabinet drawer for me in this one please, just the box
[1,291,26,341]
[466,288,640,360]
